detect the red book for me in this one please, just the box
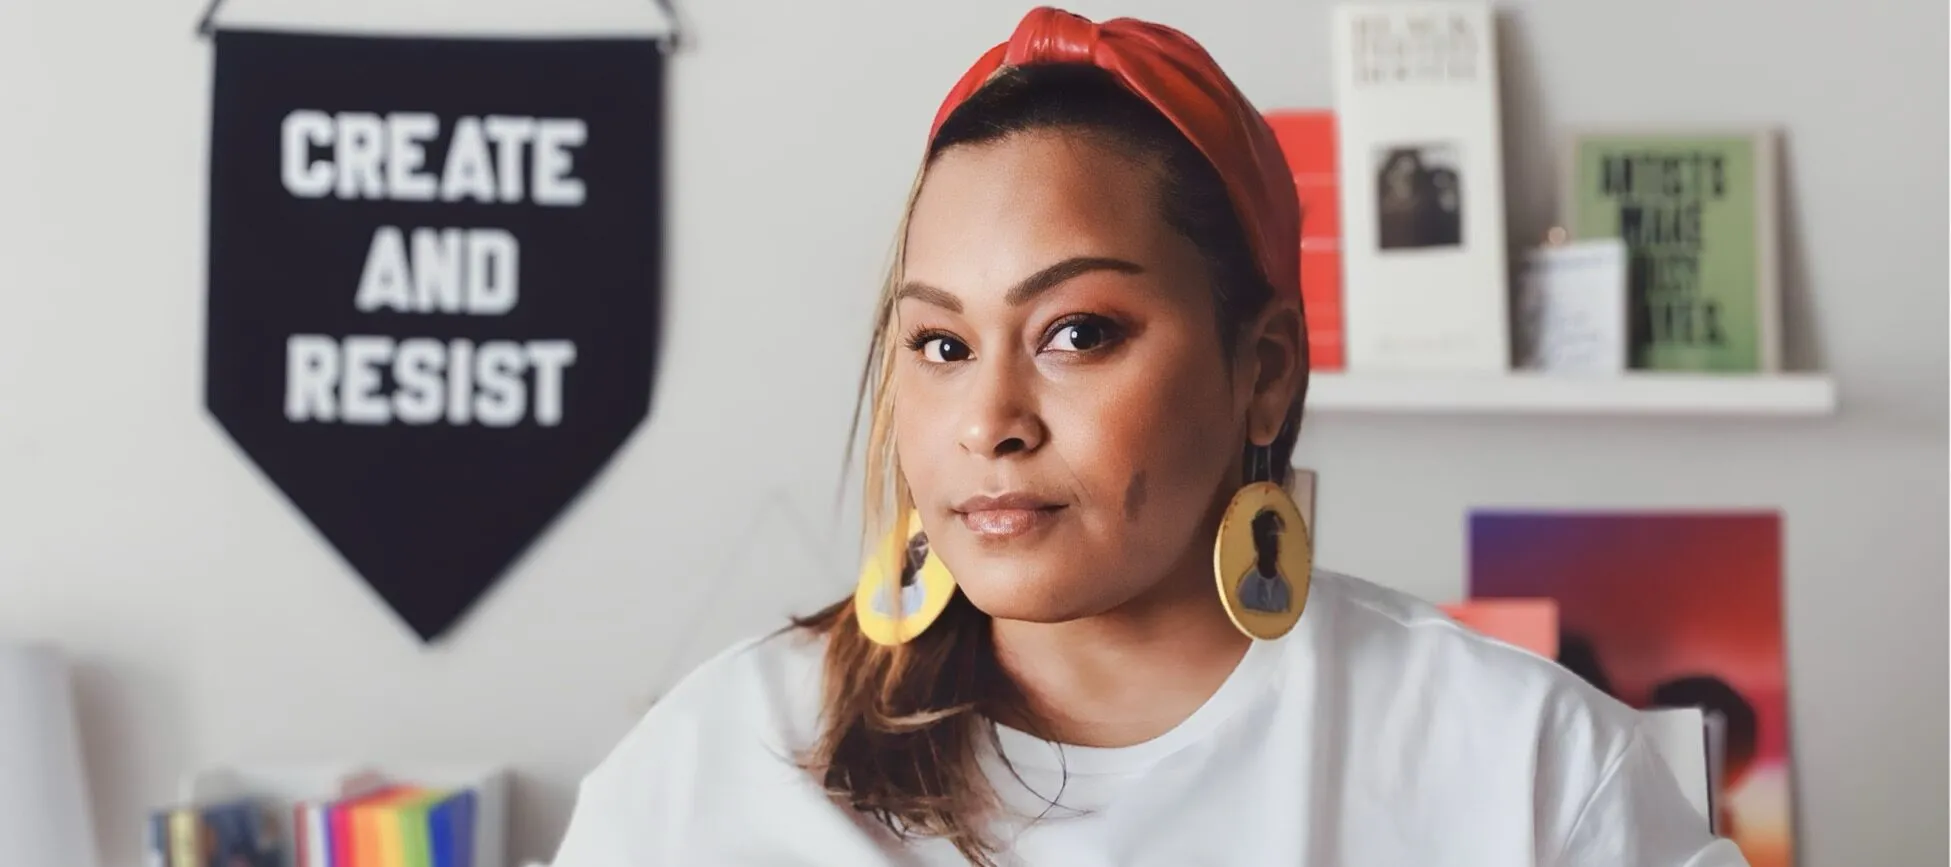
[1264,109,1345,371]
[1441,598,1559,658]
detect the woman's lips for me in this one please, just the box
[959,507,1062,539]
[954,493,1064,540]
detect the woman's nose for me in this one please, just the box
[954,357,1046,459]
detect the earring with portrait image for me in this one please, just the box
[1212,444,1313,640]
[854,509,959,646]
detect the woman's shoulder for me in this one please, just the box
[573,625,831,796]
[1302,570,1716,858]
[1311,568,1626,700]
[1270,571,1735,863]
[632,624,832,749]
[1303,567,1644,762]
[554,624,889,863]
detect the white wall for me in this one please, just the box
[1,1,1942,865]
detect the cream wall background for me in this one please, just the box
[0,0,1943,864]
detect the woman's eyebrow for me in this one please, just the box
[1004,256,1146,305]
[895,256,1148,313]
[892,282,963,313]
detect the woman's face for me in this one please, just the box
[891,131,1253,624]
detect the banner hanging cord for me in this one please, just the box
[193,0,221,37]
[195,0,684,48]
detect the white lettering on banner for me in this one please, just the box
[447,339,475,425]
[385,113,439,201]
[354,227,519,315]
[531,120,587,206]
[277,108,590,430]
[443,118,497,204]
[393,338,447,424]
[278,109,588,205]
[285,336,578,427]
[280,111,334,197]
[482,116,536,203]
[340,335,394,424]
[334,112,385,200]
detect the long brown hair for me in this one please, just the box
[791,62,1306,865]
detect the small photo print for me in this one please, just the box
[1375,143,1463,250]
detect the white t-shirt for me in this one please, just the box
[551,570,1751,866]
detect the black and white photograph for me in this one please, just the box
[1375,142,1463,250]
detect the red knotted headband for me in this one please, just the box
[928,6,1301,306]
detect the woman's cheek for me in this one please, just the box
[891,374,955,495]
[1117,353,1238,498]
[1045,368,1180,493]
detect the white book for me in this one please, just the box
[1331,1,1512,371]
[1638,707,1716,828]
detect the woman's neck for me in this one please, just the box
[985,544,1251,749]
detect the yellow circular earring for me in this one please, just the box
[854,509,958,646]
[1213,444,1313,640]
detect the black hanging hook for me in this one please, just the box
[193,0,222,38]
[650,0,684,52]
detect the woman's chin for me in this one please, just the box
[957,579,1119,624]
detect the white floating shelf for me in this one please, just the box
[1306,371,1837,417]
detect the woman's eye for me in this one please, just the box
[922,336,971,363]
[1046,318,1115,353]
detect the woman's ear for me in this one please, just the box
[1244,302,1305,446]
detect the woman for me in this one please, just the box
[552,8,1747,866]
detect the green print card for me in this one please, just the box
[1563,130,1782,372]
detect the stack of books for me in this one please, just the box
[1260,2,1787,378]
[290,783,480,867]
[144,764,507,867]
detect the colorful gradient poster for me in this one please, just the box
[1468,510,1793,867]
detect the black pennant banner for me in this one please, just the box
[204,29,666,641]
